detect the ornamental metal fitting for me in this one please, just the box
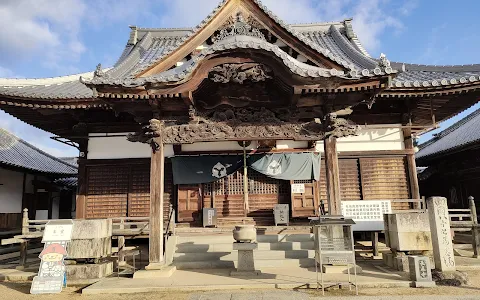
[212,12,266,43]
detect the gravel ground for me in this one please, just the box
[1,270,480,300]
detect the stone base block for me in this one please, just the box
[230,270,262,277]
[322,265,363,274]
[233,243,258,250]
[68,238,112,259]
[66,261,113,280]
[133,266,176,279]
[412,281,436,288]
[394,257,409,272]
[383,252,394,268]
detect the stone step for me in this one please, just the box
[176,241,315,253]
[176,234,314,244]
[173,258,315,270]
[173,249,315,262]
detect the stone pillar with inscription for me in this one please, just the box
[427,197,456,272]
[408,256,435,288]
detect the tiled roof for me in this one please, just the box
[416,107,480,160]
[0,129,78,175]
[0,69,111,100]
[1,0,480,99]
[390,63,480,89]
[84,19,394,88]
[54,177,78,188]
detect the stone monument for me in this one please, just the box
[427,197,456,272]
[383,212,433,272]
[408,256,435,288]
[65,219,113,282]
[231,225,261,276]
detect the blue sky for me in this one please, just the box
[0,0,479,157]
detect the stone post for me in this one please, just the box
[408,256,435,287]
[427,197,456,271]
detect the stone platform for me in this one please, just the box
[82,262,411,295]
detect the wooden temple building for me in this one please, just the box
[417,107,480,209]
[1,0,479,267]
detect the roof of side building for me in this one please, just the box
[0,128,78,176]
[416,106,480,162]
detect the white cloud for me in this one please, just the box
[0,0,87,74]
[154,0,412,54]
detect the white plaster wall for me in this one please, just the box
[315,126,404,153]
[276,140,309,150]
[88,133,174,159]
[0,168,24,213]
[182,141,259,152]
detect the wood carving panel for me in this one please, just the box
[127,108,360,145]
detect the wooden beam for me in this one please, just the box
[403,128,420,200]
[147,137,165,267]
[324,136,341,215]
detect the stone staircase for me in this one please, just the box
[172,233,315,270]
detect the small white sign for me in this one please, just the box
[291,184,305,194]
[42,220,74,242]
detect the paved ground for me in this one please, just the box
[191,291,480,300]
[82,262,411,295]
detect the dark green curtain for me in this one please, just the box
[248,153,320,181]
[171,155,243,185]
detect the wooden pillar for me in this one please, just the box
[75,139,88,219]
[18,208,29,270]
[371,232,379,257]
[47,189,53,219]
[147,137,165,268]
[324,136,341,215]
[243,141,249,214]
[403,128,420,201]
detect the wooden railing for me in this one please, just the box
[0,209,49,268]
[391,198,426,213]
[448,196,479,258]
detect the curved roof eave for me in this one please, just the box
[84,36,394,88]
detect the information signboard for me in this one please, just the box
[291,184,305,194]
[31,220,73,294]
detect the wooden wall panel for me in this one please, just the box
[0,213,22,230]
[204,169,289,219]
[318,160,327,210]
[163,161,174,219]
[85,159,173,219]
[339,159,362,201]
[86,165,129,218]
[128,164,150,217]
[359,157,410,210]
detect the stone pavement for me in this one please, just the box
[82,262,411,295]
[190,292,480,300]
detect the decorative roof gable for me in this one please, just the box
[131,0,361,78]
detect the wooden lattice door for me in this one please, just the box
[290,180,319,217]
[177,185,202,222]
